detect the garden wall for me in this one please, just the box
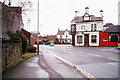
[2,40,22,71]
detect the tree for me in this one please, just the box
[2,0,33,31]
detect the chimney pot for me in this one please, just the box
[85,7,89,13]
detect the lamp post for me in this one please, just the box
[37,0,39,55]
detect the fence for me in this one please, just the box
[2,40,22,71]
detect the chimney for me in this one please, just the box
[100,10,103,18]
[75,11,79,17]
[85,7,89,13]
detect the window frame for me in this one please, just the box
[91,24,93,31]
[91,35,97,43]
[109,33,119,42]
[77,35,83,44]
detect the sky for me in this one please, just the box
[1,0,120,36]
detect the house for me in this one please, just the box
[30,34,37,45]
[1,2,23,33]
[103,23,113,30]
[71,7,103,46]
[42,35,57,42]
[100,25,120,46]
[57,29,72,43]
[21,28,31,45]
[30,31,39,44]
[21,29,38,45]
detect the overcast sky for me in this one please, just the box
[1,0,120,35]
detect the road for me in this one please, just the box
[40,44,119,78]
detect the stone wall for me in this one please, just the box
[2,40,22,71]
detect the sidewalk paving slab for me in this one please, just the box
[2,55,49,78]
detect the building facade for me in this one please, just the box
[100,25,120,46]
[57,29,72,43]
[1,2,23,33]
[71,7,103,46]
[42,35,57,41]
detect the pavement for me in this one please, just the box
[2,47,84,79]
[2,55,49,79]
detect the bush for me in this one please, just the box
[27,46,36,53]
[6,30,28,54]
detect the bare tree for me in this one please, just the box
[2,0,33,32]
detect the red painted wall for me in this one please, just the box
[99,32,118,46]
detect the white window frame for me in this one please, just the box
[77,35,83,44]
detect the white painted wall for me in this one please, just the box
[75,33,84,46]
[75,32,99,46]
[89,32,99,46]
[57,31,72,43]
[76,21,103,32]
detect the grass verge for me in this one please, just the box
[22,53,38,60]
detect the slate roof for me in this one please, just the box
[71,15,103,23]
[103,23,113,27]
[104,25,120,32]
[57,30,71,35]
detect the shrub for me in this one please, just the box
[6,30,28,54]
[27,45,36,53]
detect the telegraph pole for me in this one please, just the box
[37,0,39,55]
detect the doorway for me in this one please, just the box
[84,34,89,46]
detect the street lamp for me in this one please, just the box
[37,0,39,55]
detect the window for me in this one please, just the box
[109,33,118,42]
[91,24,93,31]
[91,24,97,31]
[94,24,97,31]
[71,25,75,32]
[77,36,82,44]
[81,25,85,30]
[91,35,97,43]
[66,35,68,38]
[60,35,62,38]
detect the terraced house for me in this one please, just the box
[71,7,103,46]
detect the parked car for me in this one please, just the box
[45,41,54,46]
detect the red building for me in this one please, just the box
[30,35,37,45]
[42,35,57,41]
[100,25,120,46]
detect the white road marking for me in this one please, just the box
[87,53,119,62]
[88,54,102,57]
[107,58,119,62]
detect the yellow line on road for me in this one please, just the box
[43,49,96,80]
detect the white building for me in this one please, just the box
[57,29,72,43]
[118,1,120,25]
[71,7,104,46]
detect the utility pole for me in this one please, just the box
[37,0,39,55]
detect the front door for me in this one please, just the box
[84,34,89,46]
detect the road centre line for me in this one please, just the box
[87,53,119,62]
[43,49,96,80]
[107,58,119,62]
[88,53,102,57]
